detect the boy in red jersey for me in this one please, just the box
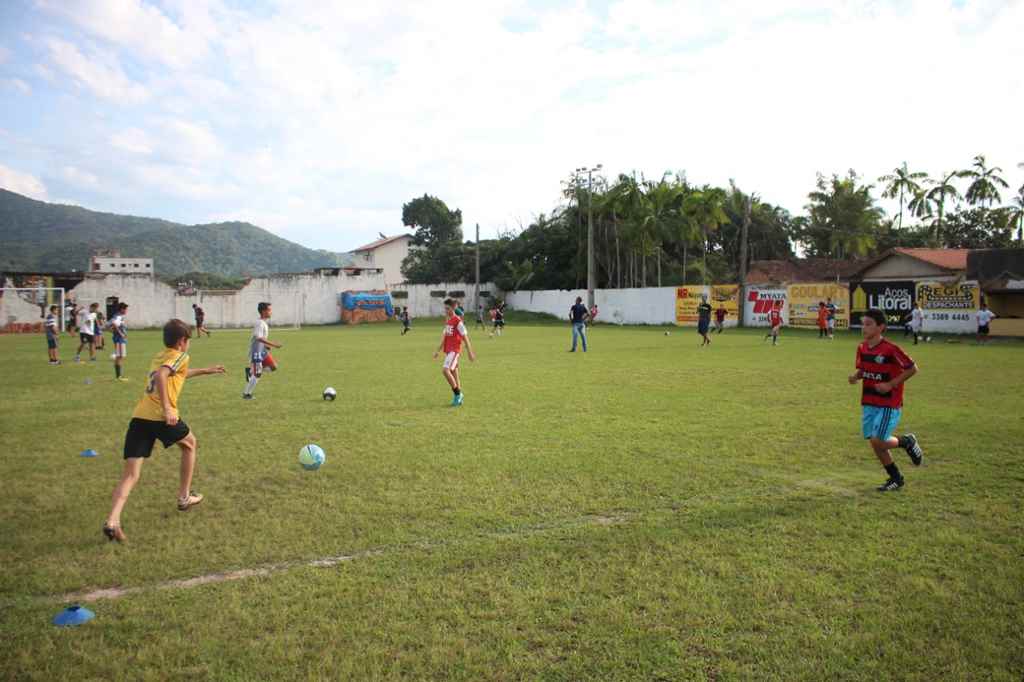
[764,301,783,345]
[848,308,924,492]
[433,298,476,406]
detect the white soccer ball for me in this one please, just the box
[664,331,671,336]
[323,386,337,401]
[110,353,117,360]
[925,336,932,343]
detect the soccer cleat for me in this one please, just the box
[242,393,253,400]
[901,434,924,466]
[452,393,464,407]
[102,524,127,543]
[117,376,130,382]
[877,477,905,492]
[177,491,204,511]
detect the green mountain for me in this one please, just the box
[0,189,352,275]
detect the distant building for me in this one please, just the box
[746,257,864,284]
[90,250,154,276]
[349,234,414,286]
[850,248,968,282]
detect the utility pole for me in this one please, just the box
[584,164,602,308]
[474,223,480,316]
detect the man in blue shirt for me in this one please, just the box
[569,297,590,352]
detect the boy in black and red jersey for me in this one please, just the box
[848,308,925,491]
[433,298,476,406]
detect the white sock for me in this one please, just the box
[245,376,259,395]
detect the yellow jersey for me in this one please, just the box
[131,348,191,422]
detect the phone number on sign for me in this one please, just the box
[925,313,971,321]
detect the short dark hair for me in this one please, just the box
[118,303,128,311]
[864,308,886,327]
[576,297,582,303]
[163,319,192,347]
[258,302,271,314]
[443,298,455,307]
[49,305,58,312]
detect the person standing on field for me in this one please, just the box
[569,296,589,352]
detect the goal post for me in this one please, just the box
[0,287,66,334]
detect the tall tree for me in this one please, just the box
[879,162,927,232]
[963,154,1009,208]
[924,171,965,247]
[683,187,728,284]
[801,171,883,258]
[402,194,463,247]
[1007,187,1024,244]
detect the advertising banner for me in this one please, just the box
[915,281,979,334]
[849,281,914,328]
[787,282,850,330]
[743,287,787,327]
[675,285,709,326]
[710,285,740,328]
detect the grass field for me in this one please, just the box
[1,317,1022,680]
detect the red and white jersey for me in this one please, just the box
[442,315,468,354]
[769,309,782,327]
[856,338,915,408]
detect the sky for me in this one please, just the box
[0,0,1021,253]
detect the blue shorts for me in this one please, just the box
[697,320,710,334]
[862,405,901,441]
[47,336,58,349]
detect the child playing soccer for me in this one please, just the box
[826,297,837,339]
[94,312,106,351]
[848,308,924,492]
[401,307,412,335]
[697,295,713,346]
[110,302,129,381]
[192,303,211,337]
[75,302,99,362]
[433,298,476,406]
[713,303,727,334]
[102,319,225,542]
[976,302,996,345]
[817,301,829,339]
[45,305,61,364]
[243,302,282,399]
[764,302,783,346]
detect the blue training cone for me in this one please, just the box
[53,605,94,627]
[80,449,98,458]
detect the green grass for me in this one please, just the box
[1,320,1022,680]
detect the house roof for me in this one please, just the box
[351,234,413,253]
[746,258,864,284]
[849,248,969,278]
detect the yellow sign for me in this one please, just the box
[916,281,979,311]
[787,282,850,329]
[675,286,707,325]
[710,285,740,321]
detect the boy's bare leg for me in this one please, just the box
[870,437,899,465]
[177,432,197,500]
[106,458,144,528]
[442,367,458,390]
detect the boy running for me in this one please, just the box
[764,302,783,346]
[848,308,924,492]
[817,302,829,339]
[976,302,996,344]
[401,307,412,335]
[103,319,225,542]
[192,303,211,337]
[697,295,713,346]
[475,303,486,330]
[110,302,129,381]
[909,301,924,345]
[491,302,505,337]
[75,302,99,362]
[826,297,837,339]
[433,298,476,406]
[713,303,727,334]
[45,305,61,364]
[243,302,282,399]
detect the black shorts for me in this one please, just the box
[195,317,204,326]
[123,417,190,459]
[978,324,990,335]
[47,336,58,349]
[698,321,710,334]
[79,332,94,344]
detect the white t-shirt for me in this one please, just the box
[78,310,96,335]
[977,309,995,326]
[250,319,270,355]
[110,314,127,338]
[910,308,923,328]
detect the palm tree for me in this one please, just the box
[683,188,728,285]
[907,188,935,222]
[639,175,682,287]
[879,162,927,232]
[925,171,965,246]
[1007,188,1024,244]
[963,154,1009,207]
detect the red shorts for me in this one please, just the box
[262,353,278,371]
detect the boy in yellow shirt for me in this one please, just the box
[103,319,225,542]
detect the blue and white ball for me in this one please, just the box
[299,444,325,471]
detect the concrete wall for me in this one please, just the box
[390,282,498,318]
[65,270,387,328]
[505,287,680,325]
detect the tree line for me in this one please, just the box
[400,155,1024,290]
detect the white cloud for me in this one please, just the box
[110,127,152,154]
[0,46,10,64]
[44,38,147,102]
[160,118,222,160]
[61,165,101,188]
[0,164,48,200]
[4,79,32,95]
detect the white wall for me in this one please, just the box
[505,287,680,325]
[66,270,386,328]
[390,282,498,318]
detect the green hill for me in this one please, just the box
[0,189,352,275]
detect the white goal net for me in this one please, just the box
[0,287,66,334]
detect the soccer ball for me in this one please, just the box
[299,444,325,471]
[925,336,932,343]
[323,386,336,401]
[664,331,671,336]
